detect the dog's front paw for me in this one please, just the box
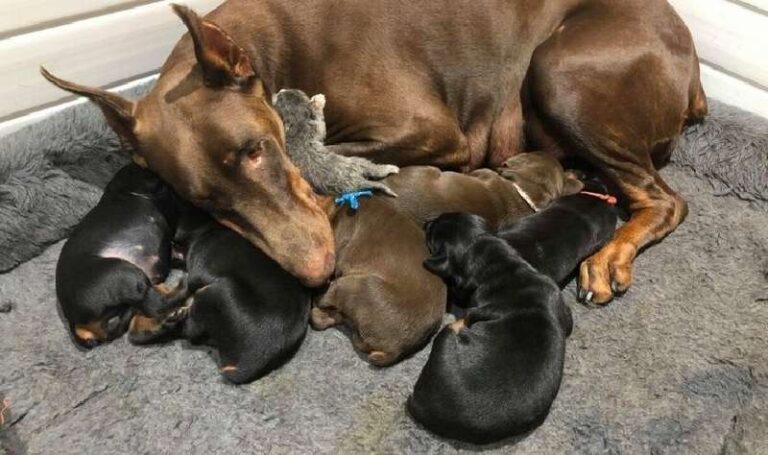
[577,241,637,305]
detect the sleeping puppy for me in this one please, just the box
[408,213,573,444]
[56,164,180,348]
[497,179,619,286]
[160,206,311,384]
[384,151,584,228]
[311,197,446,366]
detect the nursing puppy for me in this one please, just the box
[162,207,311,383]
[385,151,584,228]
[498,181,620,286]
[311,197,446,366]
[408,213,573,443]
[56,164,180,348]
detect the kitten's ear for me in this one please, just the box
[310,94,326,112]
[423,252,450,277]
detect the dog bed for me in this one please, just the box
[0,85,766,453]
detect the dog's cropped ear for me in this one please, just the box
[40,67,137,149]
[562,170,584,195]
[172,4,258,90]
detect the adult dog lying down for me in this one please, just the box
[41,0,706,303]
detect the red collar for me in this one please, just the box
[580,191,618,205]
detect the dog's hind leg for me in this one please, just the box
[526,4,702,303]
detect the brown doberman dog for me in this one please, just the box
[41,0,706,302]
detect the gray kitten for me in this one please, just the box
[273,89,399,197]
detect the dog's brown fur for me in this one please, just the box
[312,153,579,366]
[41,0,706,300]
[386,153,583,228]
[312,198,446,366]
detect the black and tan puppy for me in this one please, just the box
[161,207,311,384]
[409,188,618,442]
[498,181,620,286]
[56,164,180,348]
[408,213,573,444]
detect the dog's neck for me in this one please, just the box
[318,195,337,218]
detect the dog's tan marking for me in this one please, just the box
[221,365,238,373]
[153,282,175,297]
[129,314,162,334]
[74,321,107,341]
[132,154,148,168]
[449,319,466,334]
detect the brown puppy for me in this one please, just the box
[312,197,446,366]
[312,152,581,366]
[386,152,584,228]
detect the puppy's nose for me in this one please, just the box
[74,336,102,349]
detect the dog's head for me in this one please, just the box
[498,152,583,210]
[41,5,334,287]
[423,213,492,278]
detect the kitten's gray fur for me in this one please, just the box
[274,89,399,197]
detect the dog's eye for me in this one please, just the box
[237,139,268,169]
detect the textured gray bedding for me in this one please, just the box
[0,90,766,453]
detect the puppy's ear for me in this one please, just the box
[423,252,450,277]
[563,170,584,195]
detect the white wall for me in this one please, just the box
[0,0,765,138]
[0,0,220,136]
[670,0,768,118]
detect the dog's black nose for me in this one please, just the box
[423,218,435,233]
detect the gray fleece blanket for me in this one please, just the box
[1,87,767,453]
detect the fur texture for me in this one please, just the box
[273,89,399,196]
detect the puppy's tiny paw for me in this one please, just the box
[166,303,191,322]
